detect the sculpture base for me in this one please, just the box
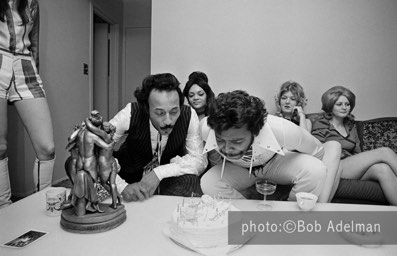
[60,203,126,234]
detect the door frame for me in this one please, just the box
[89,3,120,119]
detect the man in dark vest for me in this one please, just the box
[110,73,208,201]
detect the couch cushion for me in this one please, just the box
[306,112,324,124]
[332,178,388,205]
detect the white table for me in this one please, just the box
[1,188,397,256]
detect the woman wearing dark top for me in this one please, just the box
[312,86,397,205]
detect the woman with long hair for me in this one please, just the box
[0,0,55,208]
[183,71,215,121]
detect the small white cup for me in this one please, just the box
[46,188,66,217]
[296,192,318,211]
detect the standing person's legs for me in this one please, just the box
[0,157,11,208]
[0,99,12,207]
[200,162,257,199]
[14,98,55,190]
[0,52,13,206]
[259,152,326,201]
[8,54,55,191]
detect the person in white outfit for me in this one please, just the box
[200,90,331,201]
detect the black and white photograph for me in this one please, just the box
[0,0,396,255]
[3,230,48,249]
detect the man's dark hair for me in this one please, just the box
[207,90,267,136]
[134,73,184,110]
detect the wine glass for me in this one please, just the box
[255,180,277,210]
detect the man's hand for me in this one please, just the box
[140,171,161,196]
[121,182,149,202]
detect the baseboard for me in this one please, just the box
[53,177,70,186]
[11,177,71,202]
[11,189,35,202]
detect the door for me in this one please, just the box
[93,18,110,121]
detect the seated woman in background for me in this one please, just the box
[274,81,342,202]
[312,86,397,205]
[183,71,215,121]
[275,81,312,132]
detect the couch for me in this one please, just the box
[332,116,397,204]
[259,116,397,205]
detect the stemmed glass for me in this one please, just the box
[255,180,277,210]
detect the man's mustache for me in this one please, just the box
[160,125,174,130]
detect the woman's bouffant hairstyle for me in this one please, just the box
[134,73,184,111]
[188,71,208,83]
[207,90,268,136]
[321,86,356,120]
[274,81,307,114]
[183,72,215,115]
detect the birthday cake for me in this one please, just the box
[170,195,238,248]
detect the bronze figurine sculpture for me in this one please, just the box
[61,111,126,233]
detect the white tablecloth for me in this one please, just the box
[1,188,397,256]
